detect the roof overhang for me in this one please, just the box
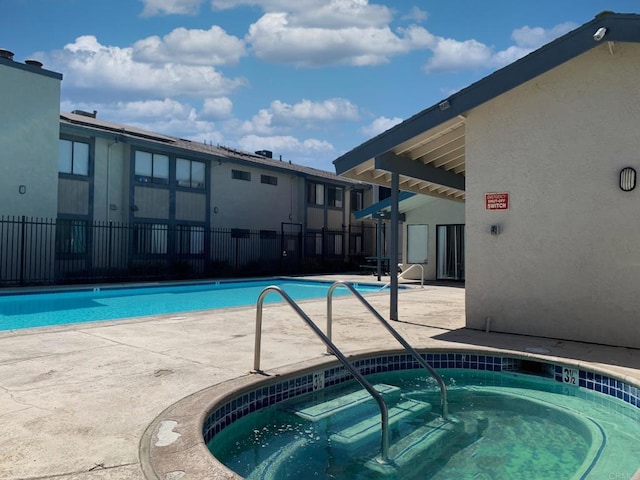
[334,12,640,202]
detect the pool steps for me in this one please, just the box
[364,416,468,475]
[288,383,400,421]
[328,398,432,451]
[251,384,492,479]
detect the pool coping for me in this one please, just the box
[139,346,640,480]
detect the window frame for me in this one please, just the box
[260,174,278,186]
[55,219,88,254]
[176,224,205,255]
[327,186,343,208]
[134,223,168,254]
[351,190,364,212]
[232,169,251,181]
[307,182,324,205]
[134,150,169,185]
[176,158,206,189]
[58,138,90,177]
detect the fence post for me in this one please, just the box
[19,216,26,286]
[108,221,113,270]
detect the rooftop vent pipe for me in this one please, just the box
[25,59,43,68]
[0,48,15,60]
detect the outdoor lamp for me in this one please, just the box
[620,167,636,192]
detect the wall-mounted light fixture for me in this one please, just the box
[620,167,636,192]
[593,27,608,41]
[18,185,26,194]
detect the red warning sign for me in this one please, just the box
[485,192,509,210]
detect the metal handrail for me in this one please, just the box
[327,281,448,420]
[381,263,424,290]
[253,286,391,464]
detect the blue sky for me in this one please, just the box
[2,1,635,171]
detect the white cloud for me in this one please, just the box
[271,98,359,122]
[240,98,360,134]
[360,116,403,137]
[140,0,202,16]
[402,6,428,23]
[247,13,432,67]
[202,97,234,118]
[46,35,247,99]
[423,21,578,74]
[424,37,492,73]
[241,109,275,135]
[511,22,577,49]
[237,134,335,169]
[132,26,246,66]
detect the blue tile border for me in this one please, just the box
[202,351,640,443]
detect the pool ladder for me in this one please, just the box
[252,281,448,465]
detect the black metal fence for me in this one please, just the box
[0,216,384,287]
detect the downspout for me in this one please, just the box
[106,139,118,222]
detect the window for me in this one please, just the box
[351,190,363,212]
[379,186,391,201]
[134,223,167,254]
[307,183,324,205]
[328,186,343,208]
[259,230,277,239]
[232,169,251,181]
[176,158,205,189]
[135,151,169,184]
[260,174,278,186]
[407,224,428,264]
[314,233,322,255]
[176,225,204,254]
[55,219,88,254]
[327,232,343,255]
[231,228,250,238]
[58,139,89,176]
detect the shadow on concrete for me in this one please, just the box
[431,327,640,373]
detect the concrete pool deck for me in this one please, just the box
[1,275,640,480]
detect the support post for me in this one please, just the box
[390,173,399,320]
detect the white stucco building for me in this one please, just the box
[0,50,61,218]
[334,12,640,348]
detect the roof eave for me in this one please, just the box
[334,12,640,176]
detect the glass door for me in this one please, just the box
[436,224,465,280]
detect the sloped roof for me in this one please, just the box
[333,11,640,201]
[59,111,366,186]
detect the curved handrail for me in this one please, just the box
[381,263,424,290]
[253,286,391,464]
[327,280,448,420]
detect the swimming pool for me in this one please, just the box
[184,351,640,480]
[0,278,383,331]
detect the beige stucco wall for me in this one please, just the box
[402,197,465,280]
[92,138,129,222]
[0,62,60,218]
[465,43,640,348]
[210,163,301,230]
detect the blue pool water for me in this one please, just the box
[0,279,381,331]
[209,368,640,479]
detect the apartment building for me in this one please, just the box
[0,49,378,285]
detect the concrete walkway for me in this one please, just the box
[1,276,639,479]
